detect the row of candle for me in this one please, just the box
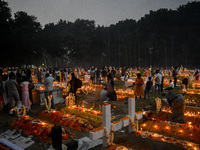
[136,130,199,150]
[62,106,103,124]
[140,120,200,143]
[185,99,197,105]
[161,108,200,118]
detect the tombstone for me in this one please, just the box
[128,98,135,132]
[155,97,162,114]
[102,103,111,147]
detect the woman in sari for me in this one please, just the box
[134,73,144,99]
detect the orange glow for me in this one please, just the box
[165,126,169,130]
[142,124,146,127]
[179,129,183,134]
[41,122,46,125]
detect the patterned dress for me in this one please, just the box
[20,81,31,110]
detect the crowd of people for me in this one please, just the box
[0,69,34,115]
[0,66,199,115]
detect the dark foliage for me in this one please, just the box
[1,0,200,68]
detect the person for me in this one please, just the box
[60,69,65,82]
[101,67,107,84]
[159,70,164,92]
[188,74,194,88]
[182,78,188,92]
[173,67,178,87]
[37,69,42,83]
[51,124,62,150]
[144,77,153,101]
[27,71,34,105]
[20,76,31,111]
[154,69,162,95]
[166,92,185,123]
[16,69,23,85]
[95,68,101,84]
[195,70,200,81]
[5,72,21,114]
[1,74,9,113]
[90,67,95,84]
[69,73,78,96]
[44,73,55,108]
[106,74,117,101]
[134,73,144,100]
[165,80,174,90]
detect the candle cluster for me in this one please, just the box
[160,108,200,124]
[65,93,75,107]
[115,89,134,101]
[11,115,75,142]
[185,99,197,105]
[140,120,200,143]
[62,106,102,124]
[77,84,103,94]
[35,85,45,91]
[32,75,38,83]
[137,130,199,150]
[185,91,200,98]
[38,110,93,131]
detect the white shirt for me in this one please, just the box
[155,73,162,85]
[44,76,54,91]
[169,82,174,88]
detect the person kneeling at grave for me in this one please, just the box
[105,74,117,101]
[166,92,185,124]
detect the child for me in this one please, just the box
[144,77,153,101]
[165,80,174,90]
[20,76,31,111]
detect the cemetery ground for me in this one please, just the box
[0,81,197,150]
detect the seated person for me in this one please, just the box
[165,80,174,90]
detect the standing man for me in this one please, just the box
[173,67,178,87]
[69,73,78,96]
[5,72,21,114]
[95,68,101,84]
[154,69,162,95]
[44,73,55,108]
[144,77,153,101]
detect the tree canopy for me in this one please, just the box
[1,0,200,68]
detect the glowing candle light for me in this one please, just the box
[179,129,183,134]
[165,126,169,130]
[142,123,147,127]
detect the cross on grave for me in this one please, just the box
[89,98,143,148]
